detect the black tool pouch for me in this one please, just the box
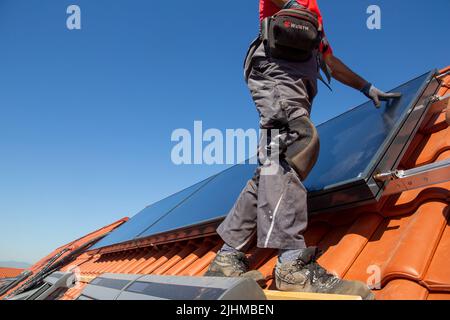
[261,8,322,62]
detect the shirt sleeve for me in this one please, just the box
[302,0,333,57]
[319,33,333,58]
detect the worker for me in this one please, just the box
[205,0,401,300]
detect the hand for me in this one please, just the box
[361,83,402,108]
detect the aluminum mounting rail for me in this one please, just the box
[374,158,450,195]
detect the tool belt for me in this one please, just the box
[261,8,322,62]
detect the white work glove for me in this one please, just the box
[361,83,402,108]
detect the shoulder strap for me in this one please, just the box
[317,53,332,91]
[282,0,306,10]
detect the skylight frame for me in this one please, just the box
[307,69,440,213]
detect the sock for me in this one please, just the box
[278,249,306,264]
[219,243,240,254]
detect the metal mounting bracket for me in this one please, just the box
[374,158,450,195]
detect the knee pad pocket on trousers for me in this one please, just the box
[285,116,320,181]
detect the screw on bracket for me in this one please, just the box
[429,95,441,104]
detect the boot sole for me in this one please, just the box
[205,270,266,289]
[276,277,376,300]
[204,270,227,277]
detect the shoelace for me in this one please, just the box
[238,255,250,270]
[305,261,335,284]
[293,248,336,285]
[225,252,249,272]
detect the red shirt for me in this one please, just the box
[259,0,333,57]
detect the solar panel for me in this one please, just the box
[306,73,432,191]
[137,161,256,239]
[79,274,266,300]
[91,176,215,249]
[305,70,440,211]
[92,70,439,250]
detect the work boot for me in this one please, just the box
[205,251,248,277]
[205,251,265,286]
[275,247,375,300]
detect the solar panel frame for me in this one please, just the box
[307,70,440,212]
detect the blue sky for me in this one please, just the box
[0,0,448,264]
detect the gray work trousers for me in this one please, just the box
[217,42,321,250]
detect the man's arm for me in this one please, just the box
[325,54,401,107]
[323,54,367,90]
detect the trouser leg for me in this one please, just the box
[217,168,260,250]
[257,158,308,249]
[217,57,320,251]
[218,133,311,251]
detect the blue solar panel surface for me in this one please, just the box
[304,72,430,191]
[91,176,214,249]
[138,162,257,238]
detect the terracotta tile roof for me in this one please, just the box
[0,218,128,299]
[28,218,129,274]
[0,268,24,279]
[5,68,450,301]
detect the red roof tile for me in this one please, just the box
[0,268,24,279]
[0,218,128,299]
